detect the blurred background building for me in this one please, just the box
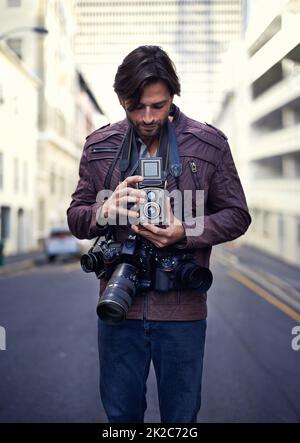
[75,0,244,122]
[0,0,299,269]
[0,0,105,253]
[214,0,300,267]
[0,42,39,254]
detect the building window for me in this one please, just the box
[1,206,11,240]
[7,38,22,59]
[7,0,21,6]
[0,153,3,190]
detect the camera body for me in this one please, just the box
[81,234,213,324]
[154,254,213,293]
[137,157,167,226]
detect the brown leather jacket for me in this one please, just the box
[67,105,251,321]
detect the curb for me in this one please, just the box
[0,259,36,277]
[213,248,300,313]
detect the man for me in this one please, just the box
[67,45,251,423]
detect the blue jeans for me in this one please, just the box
[98,318,207,423]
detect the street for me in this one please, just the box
[0,245,299,423]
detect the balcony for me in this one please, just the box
[247,178,300,213]
[38,130,81,160]
[248,13,300,83]
[248,124,300,160]
[249,73,300,123]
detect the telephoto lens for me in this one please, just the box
[97,262,139,324]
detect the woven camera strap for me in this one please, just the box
[104,120,182,190]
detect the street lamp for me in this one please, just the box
[0,26,48,41]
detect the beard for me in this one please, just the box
[126,113,170,142]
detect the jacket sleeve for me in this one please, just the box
[66,147,107,240]
[179,140,251,249]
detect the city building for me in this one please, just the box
[75,71,107,149]
[0,0,106,252]
[75,0,244,122]
[214,0,300,267]
[0,42,40,254]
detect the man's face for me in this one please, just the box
[121,81,173,142]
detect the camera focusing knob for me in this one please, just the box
[161,257,173,269]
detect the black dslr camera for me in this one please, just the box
[81,235,154,323]
[81,234,213,324]
[137,157,167,225]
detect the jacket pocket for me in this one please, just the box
[91,146,120,154]
[87,150,118,162]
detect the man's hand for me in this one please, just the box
[97,176,146,226]
[131,197,186,248]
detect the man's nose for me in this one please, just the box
[142,106,154,124]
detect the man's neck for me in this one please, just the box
[141,137,159,155]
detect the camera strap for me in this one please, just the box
[104,127,133,189]
[167,121,182,179]
[104,120,182,190]
[156,121,182,190]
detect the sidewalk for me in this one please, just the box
[0,250,46,276]
[213,242,300,314]
[217,243,300,289]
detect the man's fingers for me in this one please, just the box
[118,195,145,205]
[131,225,165,248]
[142,223,168,236]
[117,207,139,219]
[119,175,144,189]
[125,175,144,185]
[118,187,146,199]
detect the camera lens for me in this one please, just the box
[143,202,160,220]
[148,206,157,218]
[177,263,213,292]
[147,190,156,201]
[97,262,138,324]
[81,252,104,273]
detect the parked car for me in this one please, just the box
[44,226,91,262]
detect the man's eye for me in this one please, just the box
[153,104,164,109]
[126,104,142,112]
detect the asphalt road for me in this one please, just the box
[0,249,299,423]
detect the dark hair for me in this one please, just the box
[113,45,181,107]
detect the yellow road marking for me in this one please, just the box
[62,262,80,273]
[229,270,300,323]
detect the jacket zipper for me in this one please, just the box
[91,147,118,153]
[189,160,199,188]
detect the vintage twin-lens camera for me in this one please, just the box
[81,234,213,324]
[137,157,167,225]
